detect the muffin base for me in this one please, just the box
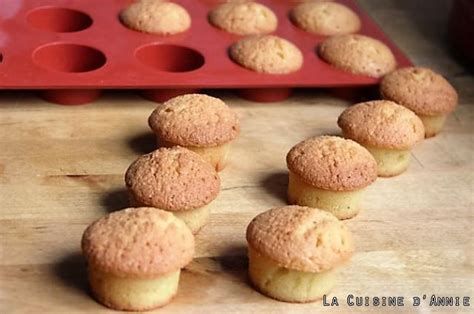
[173,205,210,235]
[364,145,411,177]
[158,137,231,171]
[129,193,210,234]
[89,268,180,311]
[248,247,337,303]
[287,171,364,220]
[419,114,447,138]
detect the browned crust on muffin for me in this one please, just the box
[125,147,220,211]
[338,100,425,149]
[319,34,396,78]
[380,67,458,116]
[290,2,361,36]
[209,1,277,35]
[230,35,303,74]
[149,94,240,147]
[82,207,194,277]
[120,0,191,35]
[286,136,377,191]
[246,205,354,273]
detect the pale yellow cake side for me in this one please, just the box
[287,171,365,219]
[89,268,180,311]
[418,114,447,138]
[364,145,411,177]
[248,247,338,303]
[129,194,210,235]
[173,204,210,235]
[158,137,231,172]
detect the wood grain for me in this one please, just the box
[1,1,473,313]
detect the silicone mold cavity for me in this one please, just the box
[39,89,102,106]
[135,44,204,73]
[33,43,106,73]
[141,88,201,103]
[27,7,93,33]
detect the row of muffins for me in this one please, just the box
[121,0,360,37]
[120,0,398,77]
[81,65,458,311]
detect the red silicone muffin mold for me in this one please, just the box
[0,0,412,105]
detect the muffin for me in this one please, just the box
[338,100,425,177]
[286,136,377,219]
[246,205,354,302]
[319,34,396,78]
[148,94,240,171]
[380,67,458,138]
[120,0,191,35]
[291,1,361,36]
[209,1,277,35]
[82,207,194,311]
[125,147,220,234]
[230,35,303,74]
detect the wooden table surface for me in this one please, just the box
[1,1,473,313]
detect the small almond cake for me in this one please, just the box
[338,100,425,177]
[291,1,361,36]
[120,0,191,35]
[209,1,277,35]
[82,207,194,311]
[125,147,220,234]
[230,35,303,74]
[319,34,396,78]
[286,136,377,219]
[380,67,458,138]
[149,94,240,171]
[246,205,354,302]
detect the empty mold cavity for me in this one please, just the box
[0,53,3,63]
[33,43,106,73]
[136,44,204,72]
[27,7,92,33]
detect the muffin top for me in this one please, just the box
[319,34,396,78]
[120,0,191,35]
[338,100,425,150]
[230,35,303,74]
[209,1,277,35]
[125,147,220,211]
[291,1,361,36]
[380,67,458,116]
[287,136,377,191]
[246,205,354,272]
[82,207,195,277]
[149,94,240,147]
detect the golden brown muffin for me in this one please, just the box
[319,34,396,78]
[82,207,194,311]
[338,100,425,177]
[291,1,361,36]
[246,205,354,302]
[380,67,458,138]
[125,147,220,233]
[209,1,277,35]
[148,94,240,171]
[286,136,377,219]
[230,35,303,74]
[120,0,191,35]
